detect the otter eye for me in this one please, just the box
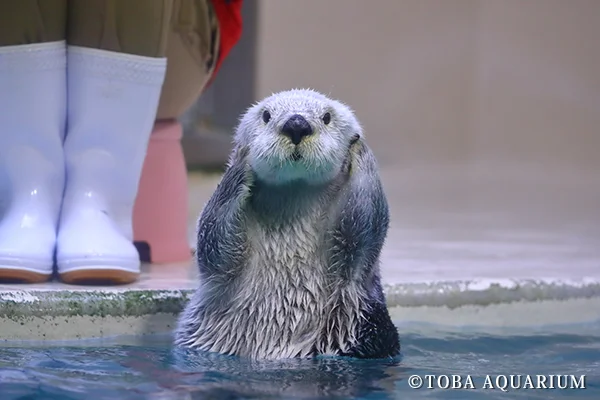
[322,112,331,125]
[262,110,271,123]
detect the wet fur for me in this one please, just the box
[175,89,400,360]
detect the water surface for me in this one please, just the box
[1,322,598,399]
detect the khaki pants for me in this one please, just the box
[0,0,219,119]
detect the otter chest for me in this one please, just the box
[244,215,328,300]
[225,215,330,358]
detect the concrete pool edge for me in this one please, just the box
[1,279,599,341]
[383,278,600,307]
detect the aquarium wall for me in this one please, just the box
[252,0,599,174]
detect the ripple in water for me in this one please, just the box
[0,324,599,399]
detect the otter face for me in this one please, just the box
[234,89,362,185]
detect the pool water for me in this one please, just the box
[1,323,598,400]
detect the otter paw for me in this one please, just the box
[239,165,254,199]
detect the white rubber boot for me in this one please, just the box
[0,41,67,283]
[57,46,167,284]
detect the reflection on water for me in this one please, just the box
[1,322,599,399]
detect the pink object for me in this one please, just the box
[133,120,192,263]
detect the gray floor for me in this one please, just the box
[2,162,598,292]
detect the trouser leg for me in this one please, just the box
[67,0,171,56]
[0,0,67,46]
[157,0,220,120]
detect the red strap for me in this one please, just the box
[209,0,244,81]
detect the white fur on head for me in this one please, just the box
[231,89,363,185]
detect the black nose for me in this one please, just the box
[281,114,313,145]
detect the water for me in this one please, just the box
[1,324,598,400]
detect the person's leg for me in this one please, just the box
[0,0,66,46]
[66,0,171,57]
[133,0,220,264]
[56,0,171,284]
[0,1,67,283]
[179,0,244,170]
[156,0,219,120]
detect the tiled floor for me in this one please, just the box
[1,162,599,293]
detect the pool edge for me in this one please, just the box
[1,279,599,341]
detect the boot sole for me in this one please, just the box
[0,268,51,284]
[59,268,139,285]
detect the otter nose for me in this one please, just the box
[281,114,313,145]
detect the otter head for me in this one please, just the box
[231,89,362,185]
